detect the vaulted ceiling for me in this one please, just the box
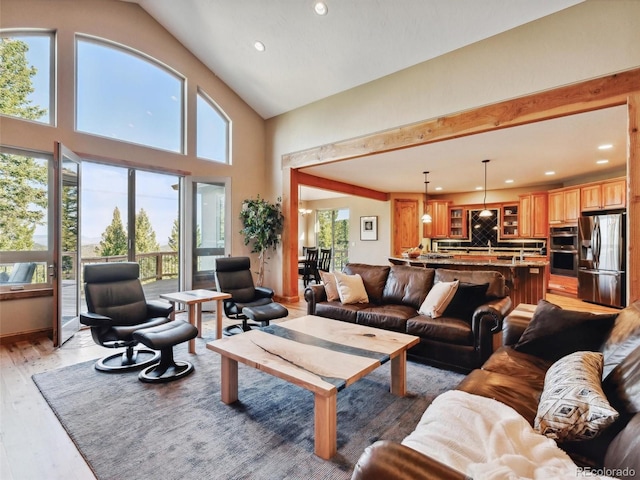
[128,1,626,197]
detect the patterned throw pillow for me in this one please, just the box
[535,351,619,442]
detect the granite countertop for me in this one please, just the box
[392,256,548,267]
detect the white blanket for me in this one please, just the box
[401,390,616,480]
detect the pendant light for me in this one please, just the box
[421,171,432,223]
[479,159,493,218]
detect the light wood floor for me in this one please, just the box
[0,292,618,480]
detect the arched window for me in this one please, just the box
[197,89,230,163]
[76,36,184,153]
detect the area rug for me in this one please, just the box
[32,335,464,480]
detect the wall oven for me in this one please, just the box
[549,225,578,276]
[550,249,578,276]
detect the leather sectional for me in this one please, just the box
[304,263,512,372]
[351,300,640,479]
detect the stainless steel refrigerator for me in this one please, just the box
[577,213,626,308]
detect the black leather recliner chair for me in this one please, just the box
[214,256,288,335]
[80,262,173,372]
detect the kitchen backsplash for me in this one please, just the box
[434,208,546,252]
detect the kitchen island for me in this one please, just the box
[389,255,548,307]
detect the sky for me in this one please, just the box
[16,33,227,248]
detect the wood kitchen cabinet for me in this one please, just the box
[501,204,519,237]
[423,200,449,238]
[581,178,626,212]
[449,206,468,238]
[548,187,580,225]
[519,192,548,238]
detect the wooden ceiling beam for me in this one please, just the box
[283,67,640,169]
[297,171,389,202]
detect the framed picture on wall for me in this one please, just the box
[360,216,378,241]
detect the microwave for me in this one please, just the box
[550,226,577,251]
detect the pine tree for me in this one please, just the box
[0,38,48,250]
[135,208,159,254]
[0,38,47,119]
[97,207,127,256]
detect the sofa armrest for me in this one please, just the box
[351,440,468,480]
[471,296,512,363]
[502,311,532,346]
[304,284,327,315]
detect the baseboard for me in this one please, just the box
[0,328,52,345]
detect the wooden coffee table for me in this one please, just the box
[206,315,420,459]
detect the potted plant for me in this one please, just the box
[239,195,284,286]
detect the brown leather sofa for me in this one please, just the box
[351,300,640,480]
[304,263,512,372]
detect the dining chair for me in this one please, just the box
[318,248,332,272]
[298,248,319,287]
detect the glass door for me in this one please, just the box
[53,143,81,346]
[188,180,229,290]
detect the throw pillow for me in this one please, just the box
[333,271,369,304]
[514,299,617,362]
[319,270,340,302]
[535,351,619,442]
[442,282,489,320]
[418,280,459,318]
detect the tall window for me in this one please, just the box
[76,36,184,153]
[0,31,54,124]
[197,89,230,163]
[0,147,51,286]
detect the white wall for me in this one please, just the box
[0,0,266,338]
[266,0,640,289]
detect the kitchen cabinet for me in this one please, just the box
[548,187,580,225]
[449,206,468,238]
[581,178,626,212]
[423,200,449,238]
[519,192,548,238]
[501,204,519,238]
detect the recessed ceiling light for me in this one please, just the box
[598,144,613,150]
[314,2,328,15]
[475,186,483,191]
[505,179,514,184]
[596,159,610,164]
[254,41,265,52]
[545,171,556,176]
[434,186,443,191]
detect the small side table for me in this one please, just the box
[159,289,232,353]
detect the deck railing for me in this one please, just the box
[81,251,179,284]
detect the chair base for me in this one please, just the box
[223,321,261,336]
[131,320,198,383]
[94,348,160,373]
[138,359,194,384]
